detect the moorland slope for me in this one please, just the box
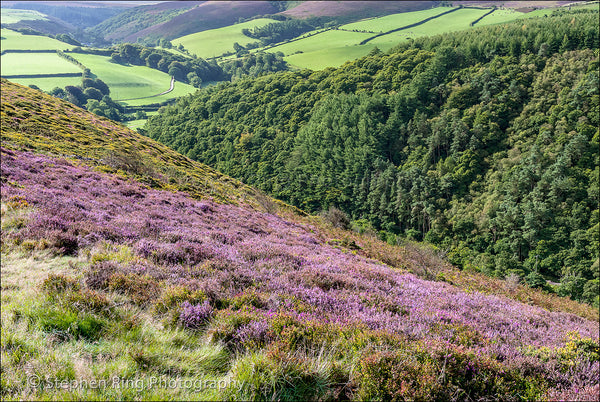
[1,78,599,400]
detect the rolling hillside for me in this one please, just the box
[89,1,280,44]
[1,79,599,401]
[86,1,198,43]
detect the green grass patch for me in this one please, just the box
[473,8,528,26]
[0,8,48,24]
[0,28,75,51]
[284,45,376,70]
[267,29,373,56]
[369,7,491,47]
[172,18,277,59]
[67,53,197,104]
[6,76,81,91]
[1,52,81,76]
[340,6,455,32]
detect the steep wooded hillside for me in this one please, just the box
[145,9,600,305]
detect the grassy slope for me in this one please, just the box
[67,53,197,104]
[1,79,598,401]
[339,7,455,32]
[0,52,81,76]
[2,76,80,92]
[0,28,74,51]
[369,7,490,47]
[172,18,277,59]
[263,6,516,69]
[0,79,256,206]
[0,8,48,24]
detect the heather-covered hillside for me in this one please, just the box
[1,80,599,400]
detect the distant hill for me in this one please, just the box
[1,11,76,36]
[280,0,439,21]
[86,1,199,43]
[121,1,281,43]
[87,1,441,44]
[1,1,135,29]
[87,1,282,44]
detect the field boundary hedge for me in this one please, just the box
[470,7,497,26]
[0,49,58,55]
[2,73,82,79]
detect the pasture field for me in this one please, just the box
[266,29,372,56]
[68,53,196,103]
[473,8,525,26]
[369,7,490,47]
[284,45,377,70]
[172,18,277,59]
[157,46,193,58]
[339,7,455,32]
[124,110,159,130]
[0,52,81,76]
[0,28,75,51]
[0,8,48,24]
[5,76,81,92]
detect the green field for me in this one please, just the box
[68,53,197,104]
[284,45,376,70]
[0,52,81,76]
[0,28,75,51]
[267,29,373,56]
[265,7,499,69]
[369,7,490,48]
[339,7,455,32]
[5,76,81,91]
[0,8,48,24]
[172,18,277,59]
[124,110,159,130]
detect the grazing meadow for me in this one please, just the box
[67,53,197,103]
[338,6,455,32]
[172,18,277,59]
[2,76,80,92]
[0,8,48,24]
[0,28,75,52]
[0,52,81,76]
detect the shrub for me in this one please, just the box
[108,272,160,305]
[40,274,80,296]
[235,320,273,350]
[153,286,206,314]
[85,261,119,290]
[103,149,154,177]
[321,206,350,230]
[180,300,213,330]
[65,289,110,314]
